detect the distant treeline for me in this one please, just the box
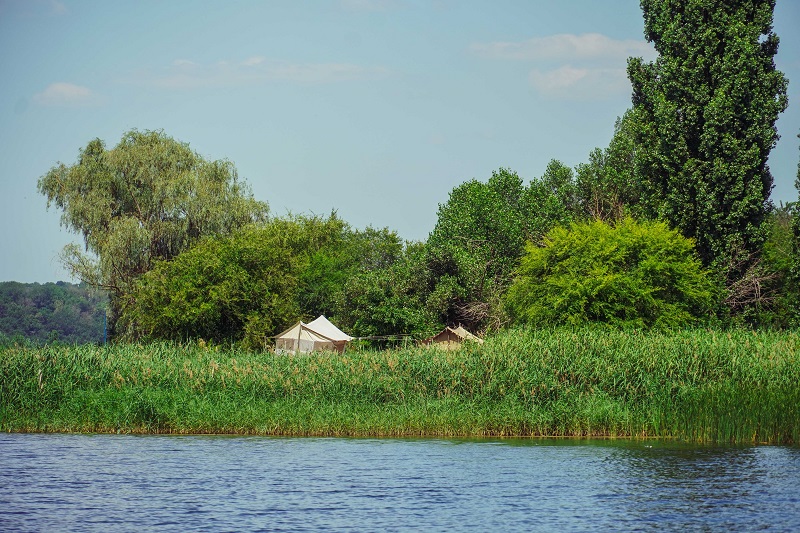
[0,282,106,345]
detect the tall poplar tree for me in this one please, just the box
[627,0,788,275]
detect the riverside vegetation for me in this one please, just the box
[10,1,800,443]
[2,328,798,444]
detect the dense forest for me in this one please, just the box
[0,282,105,345]
[31,0,800,348]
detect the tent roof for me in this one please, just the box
[423,325,484,345]
[275,315,353,343]
[275,322,334,343]
[450,326,483,343]
[306,315,353,342]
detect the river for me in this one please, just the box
[1,434,798,531]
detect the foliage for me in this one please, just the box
[743,133,800,329]
[788,133,800,325]
[300,225,404,320]
[738,206,800,328]
[334,242,438,341]
[3,328,799,444]
[0,281,106,345]
[37,129,268,335]
[121,214,349,347]
[627,0,788,274]
[121,213,416,348]
[575,109,645,221]
[795,133,800,287]
[525,160,579,237]
[426,166,577,331]
[505,219,718,329]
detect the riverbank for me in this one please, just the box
[1,328,798,443]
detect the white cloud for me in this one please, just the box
[471,33,655,100]
[529,65,589,91]
[471,33,654,63]
[529,66,630,100]
[241,56,266,67]
[49,0,67,15]
[32,82,99,106]
[338,0,399,12]
[138,57,390,89]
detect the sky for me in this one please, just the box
[1,0,799,283]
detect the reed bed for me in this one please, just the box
[1,328,798,444]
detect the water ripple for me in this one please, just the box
[0,434,798,531]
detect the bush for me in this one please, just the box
[505,218,718,328]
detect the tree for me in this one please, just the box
[121,213,408,347]
[526,160,579,236]
[299,224,404,320]
[426,166,577,331]
[0,281,106,344]
[575,109,645,221]
[122,215,344,346]
[505,219,717,329]
[38,129,268,335]
[786,132,800,326]
[745,205,798,327]
[795,132,800,280]
[334,242,438,341]
[627,0,788,274]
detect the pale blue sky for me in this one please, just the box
[1,0,798,283]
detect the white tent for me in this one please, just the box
[274,315,353,354]
[421,326,483,350]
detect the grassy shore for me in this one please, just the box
[1,328,798,444]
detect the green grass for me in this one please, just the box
[1,328,798,443]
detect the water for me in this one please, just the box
[1,434,798,532]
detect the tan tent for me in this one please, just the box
[422,326,483,350]
[274,315,353,354]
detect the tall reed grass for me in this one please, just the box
[1,328,798,443]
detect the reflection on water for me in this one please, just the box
[603,444,797,530]
[0,434,798,531]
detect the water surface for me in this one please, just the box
[1,434,798,531]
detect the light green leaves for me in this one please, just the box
[38,129,268,336]
[505,219,718,329]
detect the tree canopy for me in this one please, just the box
[505,219,718,329]
[38,129,268,334]
[627,0,788,273]
[575,109,644,222]
[120,213,421,347]
[426,166,578,330]
[0,281,105,345]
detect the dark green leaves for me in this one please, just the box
[628,0,788,274]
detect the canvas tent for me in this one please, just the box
[274,315,353,354]
[422,326,483,350]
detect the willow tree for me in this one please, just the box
[627,0,788,276]
[38,129,268,335]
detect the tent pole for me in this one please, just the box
[296,323,303,354]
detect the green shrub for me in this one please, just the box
[505,218,718,328]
